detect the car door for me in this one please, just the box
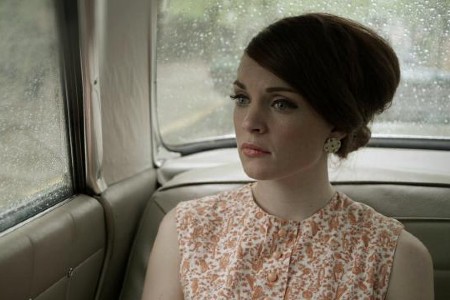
[0,0,157,299]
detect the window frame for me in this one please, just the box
[0,0,85,233]
[58,0,86,193]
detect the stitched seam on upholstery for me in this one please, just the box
[93,196,114,300]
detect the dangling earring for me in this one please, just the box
[323,137,341,154]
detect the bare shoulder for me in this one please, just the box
[141,208,184,300]
[157,208,178,239]
[386,230,434,300]
[148,208,179,259]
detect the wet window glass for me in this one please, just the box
[156,0,450,146]
[0,0,72,232]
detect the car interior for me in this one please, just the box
[0,0,449,300]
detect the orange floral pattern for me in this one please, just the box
[175,184,403,299]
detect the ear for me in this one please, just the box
[328,128,347,140]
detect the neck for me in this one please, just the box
[252,160,335,222]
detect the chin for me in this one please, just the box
[241,164,278,181]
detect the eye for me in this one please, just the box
[272,99,298,111]
[230,94,250,107]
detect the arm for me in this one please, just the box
[141,209,184,300]
[385,230,434,300]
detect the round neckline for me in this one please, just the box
[244,183,340,225]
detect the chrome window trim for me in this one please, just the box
[369,137,450,151]
[150,0,166,167]
[160,136,450,157]
[0,196,74,238]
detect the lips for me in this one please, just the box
[241,143,271,157]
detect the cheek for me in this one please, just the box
[233,107,239,123]
[277,122,328,153]
[233,110,240,133]
[233,108,246,137]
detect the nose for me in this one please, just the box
[240,103,267,134]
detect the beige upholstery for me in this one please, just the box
[96,169,157,300]
[0,195,105,300]
[121,165,450,300]
[120,201,166,300]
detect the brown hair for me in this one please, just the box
[245,13,400,158]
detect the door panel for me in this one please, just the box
[0,195,105,300]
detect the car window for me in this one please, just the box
[155,0,450,150]
[0,0,72,232]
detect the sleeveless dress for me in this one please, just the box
[175,184,404,300]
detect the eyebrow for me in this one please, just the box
[233,80,246,89]
[233,80,297,93]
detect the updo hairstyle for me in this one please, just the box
[245,13,400,158]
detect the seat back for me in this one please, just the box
[121,182,450,300]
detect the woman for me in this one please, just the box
[143,13,434,299]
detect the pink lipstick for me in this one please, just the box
[241,143,271,158]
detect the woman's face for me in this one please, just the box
[233,54,337,181]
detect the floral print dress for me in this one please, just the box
[175,184,403,299]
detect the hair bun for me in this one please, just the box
[246,13,400,159]
[339,126,371,158]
